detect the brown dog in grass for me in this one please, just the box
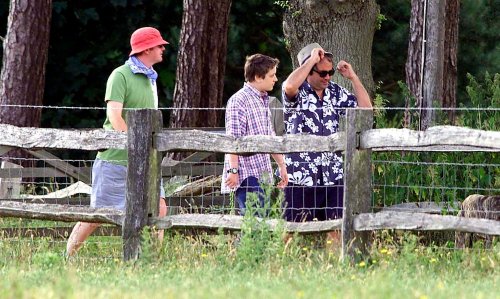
[455,194,499,248]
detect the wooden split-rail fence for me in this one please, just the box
[0,109,499,261]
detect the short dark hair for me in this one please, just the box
[244,54,279,82]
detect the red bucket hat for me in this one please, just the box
[129,27,169,56]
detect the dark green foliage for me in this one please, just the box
[372,0,410,107]
[226,1,292,101]
[458,0,500,104]
[0,0,498,127]
[43,0,182,129]
[372,73,500,208]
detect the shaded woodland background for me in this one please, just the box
[0,0,498,130]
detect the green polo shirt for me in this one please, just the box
[96,64,156,165]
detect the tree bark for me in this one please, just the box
[442,0,459,123]
[0,0,52,166]
[404,0,424,128]
[0,0,52,127]
[170,0,231,129]
[282,0,379,95]
[406,0,453,130]
[421,0,445,130]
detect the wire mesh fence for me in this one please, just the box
[0,105,498,257]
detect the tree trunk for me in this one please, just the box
[282,0,379,95]
[170,0,231,129]
[404,0,424,128]
[0,0,52,127]
[406,0,451,130]
[421,0,445,130]
[0,0,52,166]
[442,0,459,123]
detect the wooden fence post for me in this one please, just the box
[122,109,162,261]
[342,108,373,262]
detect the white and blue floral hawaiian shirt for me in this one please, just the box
[282,81,357,186]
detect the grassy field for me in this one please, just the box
[0,227,498,299]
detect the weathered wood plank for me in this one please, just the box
[1,204,497,237]
[149,214,342,233]
[355,211,500,235]
[362,126,500,152]
[170,175,221,197]
[342,109,373,261]
[380,201,461,214]
[1,124,498,154]
[0,201,123,225]
[155,130,346,154]
[149,212,499,236]
[0,124,127,150]
[123,109,161,261]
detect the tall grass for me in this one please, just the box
[0,228,498,299]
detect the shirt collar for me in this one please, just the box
[244,82,268,102]
[301,80,335,101]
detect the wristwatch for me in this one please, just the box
[227,167,239,174]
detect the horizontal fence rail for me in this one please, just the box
[1,124,499,153]
[362,126,500,152]
[0,201,123,225]
[1,201,498,236]
[155,130,345,153]
[0,124,127,151]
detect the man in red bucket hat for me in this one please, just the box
[66,27,169,257]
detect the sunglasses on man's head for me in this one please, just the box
[312,68,335,78]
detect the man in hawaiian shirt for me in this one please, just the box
[282,43,372,243]
[222,54,288,215]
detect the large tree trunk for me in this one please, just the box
[0,0,51,127]
[442,0,459,123]
[0,0,52,165]
[404,0,424,128]
[282,0,379,95]
[170,0,231,129]
[421,0,445,130]
[406,0,455,130]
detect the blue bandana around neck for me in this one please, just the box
[125,56,158,84]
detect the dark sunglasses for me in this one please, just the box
[312,68,335,78]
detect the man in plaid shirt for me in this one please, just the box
[221,54,288,215]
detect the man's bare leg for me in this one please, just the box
[66,222,101,257]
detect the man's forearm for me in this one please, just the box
[351,76,372,108]
[271,153,285,166]
[228,154,239,168]
[283,59,315,98]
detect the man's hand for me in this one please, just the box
[337,60,372,108]
[310,48,326,64]
[225,173,239,189]
[276,164,288,189]
[336,60,357,81]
